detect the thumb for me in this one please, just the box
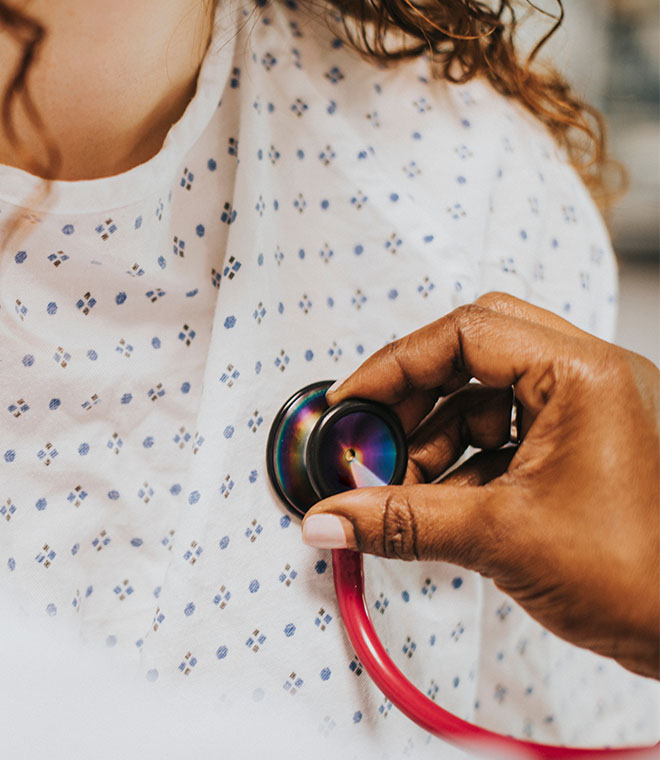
[301,483,511,572]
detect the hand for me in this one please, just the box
[302,293,660,679]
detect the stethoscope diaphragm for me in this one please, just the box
[266,381,407,516]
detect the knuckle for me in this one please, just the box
[382,491,419,561]
[453,302,483,325]
[408,426,459,480]
[453,303,491,336]
[604,346,635,384]
[562,340,623,393]
[450,304,487,375]
[404,453,430,484]
[474,291,514,311]
[383,338,414,396]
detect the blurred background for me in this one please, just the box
[521,0,659,365]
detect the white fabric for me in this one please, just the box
[0,1,657,755]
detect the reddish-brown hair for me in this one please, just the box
[327,0,616,204]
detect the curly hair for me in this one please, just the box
[0,0,616,202]
[327,0,616,204]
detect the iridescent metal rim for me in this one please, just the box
[266,380,333,517]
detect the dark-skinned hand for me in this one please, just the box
[301,293,660,680]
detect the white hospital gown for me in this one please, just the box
[0,0,657,755]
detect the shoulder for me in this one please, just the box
[247,2,560,167]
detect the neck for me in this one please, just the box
[0,0,214,180]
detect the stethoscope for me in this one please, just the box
[266,381,658,759]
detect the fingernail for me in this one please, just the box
[302,514,356,549]
[326,375,349,396]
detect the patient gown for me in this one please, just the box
[0,0,657,754]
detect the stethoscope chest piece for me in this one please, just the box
[266,381,407,517]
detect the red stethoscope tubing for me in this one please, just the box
[332,549,659,759]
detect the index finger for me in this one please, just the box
[327,303,578,416]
